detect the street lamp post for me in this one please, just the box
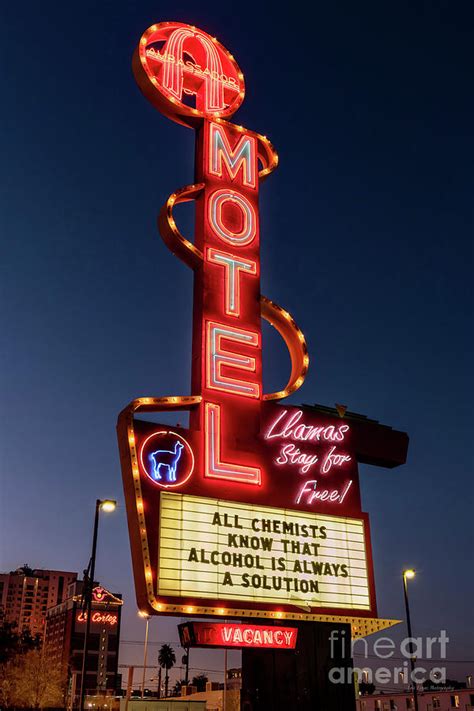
[402,569,419,711]
[78,499,117,711]
[139,612,150,697]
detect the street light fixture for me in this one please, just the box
[78,499,117,711]
[402,569,418,711]
[138,611,150,698]
[100,500,117,513]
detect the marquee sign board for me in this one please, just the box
[118,21,408,634]
[159,493,370,610]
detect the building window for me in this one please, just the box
[450,696,460,708]
[432,698,440,708]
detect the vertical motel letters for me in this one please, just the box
[193,121,262,484]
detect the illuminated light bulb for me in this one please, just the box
[140,38,146,46]
[186,606,194,613]
[100,499,117,513]
[404,569,416,579]
[151,24,157,31]
[218,608,225,615]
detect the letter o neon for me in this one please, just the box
[208,189,256,246]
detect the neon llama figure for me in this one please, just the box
[149,441,184,482]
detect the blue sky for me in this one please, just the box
[1,0,472,690]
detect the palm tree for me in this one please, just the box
[158,643,176,698]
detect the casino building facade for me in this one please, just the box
[0,565,77,636]
[43,581,122,698]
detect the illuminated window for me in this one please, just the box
[450,696,460,708]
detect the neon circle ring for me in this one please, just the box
[139,430,195,489]
[133,21,245,125]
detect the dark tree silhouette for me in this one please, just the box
[192,674,209,692]
[172,678,187,696]
[158,643,176,698]
[0,620,41,664]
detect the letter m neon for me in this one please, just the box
[209,123,256,188]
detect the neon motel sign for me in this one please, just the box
[117,22,409,633]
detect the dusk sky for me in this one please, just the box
[1,0,472,691]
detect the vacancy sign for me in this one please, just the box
[178,620,298,649]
